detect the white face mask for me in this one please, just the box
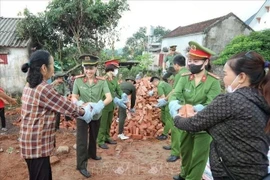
[226,75,240,93]
[113,69,119,76]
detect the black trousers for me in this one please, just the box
[118,107,127,134]
[0,108,6,128]
[76,118,100,170]
[55,112,72,130]
[25,157,52,180]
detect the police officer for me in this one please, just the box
[169,41,221,180]
[162,54,189,158]
[150,76,180,162]
[72,54,112,178]
[162,45,180,82]
[52,72,70,130]
[97,59,128,149]
[118,77,136,140]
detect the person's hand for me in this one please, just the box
[79,103,94,123]
[193,104,205,112]
[155,98,167,107]
[91,100,105,115]
[113,97,127,109]
[9,98,17,105]
[121,93,128,103]
[169,100,182,118]
[162,69,167,75]
[148,90,154,97]
[129,108,135,113]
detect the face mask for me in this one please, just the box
[188,63,204,74]
[113,69,119,76]
[226,75,240,93]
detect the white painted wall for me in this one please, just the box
[0,48,28,94]
[249,1,270,31]
[161,33,204,56]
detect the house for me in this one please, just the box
[245,0,270,31]
[161,12,253,58]
[0,17,29,94]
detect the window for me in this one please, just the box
[0,54,8,64]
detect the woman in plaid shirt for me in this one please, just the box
[20,50,93,180]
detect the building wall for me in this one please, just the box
[204,15,253,55]
[161,33,204,56]
[0,48,28,94]
[249,1,270,31]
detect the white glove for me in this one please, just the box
[129,108,135,113]
[79,103,94,123]
[148,90,154,97]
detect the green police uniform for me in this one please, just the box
[97,76,123,145]
[173,67,189,89]
[170,41,221,180]
[118,78,136,135]
[170,72,221,180]
[53,72,70,130]
[157,81,173,136]
[167,66,190,158]
[73,54,111,171]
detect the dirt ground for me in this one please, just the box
[0,107,181,180]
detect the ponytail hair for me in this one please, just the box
[21,50,51,88]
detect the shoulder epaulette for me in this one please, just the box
[208,72,220,80]
[74,74,85,79]
[181,72,192,77]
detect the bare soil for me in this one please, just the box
[0,108,180,180]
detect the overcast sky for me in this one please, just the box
[0,0,264,48]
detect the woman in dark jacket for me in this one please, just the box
[174,51,270,180]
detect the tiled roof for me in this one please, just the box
[163,13,235,38]
[0,17,29,48]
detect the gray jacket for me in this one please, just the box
[174,87,270,179]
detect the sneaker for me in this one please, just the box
[118,133,129,140]
[1,128,7,132]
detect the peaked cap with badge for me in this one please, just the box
[188,41,215,59]
[79,54,99,67]
[105,59,120,68]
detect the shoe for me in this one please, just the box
[173,175,185,180]
[91,156,102,160]
[163,145,171,150]
[79,169,91,178]
[166,155,180,162]
[98,144,109,149]
[105,139,117,144]
[118,133,129,140]
[156,134,168,140]
[1,128,7,132]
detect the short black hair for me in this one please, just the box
[173,55,186,66]
[105,64,116,72]
[150,76,160,82]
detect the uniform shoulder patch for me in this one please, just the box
[208,72,220,80]
[181,72,192,76]
[74,74,85,79]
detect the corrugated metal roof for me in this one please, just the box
[0,17,29,48]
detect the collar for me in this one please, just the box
[189,71,208,82]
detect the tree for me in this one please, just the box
[122,26,170,59]
[152,26,171,43]
[46,0,129,55]
[214,30,270,65]
[16,0,129,72]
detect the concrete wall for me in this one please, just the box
[161,33,204,55]
[0,48,28,94]
[204,15,253,55]
[249,0,270,31]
